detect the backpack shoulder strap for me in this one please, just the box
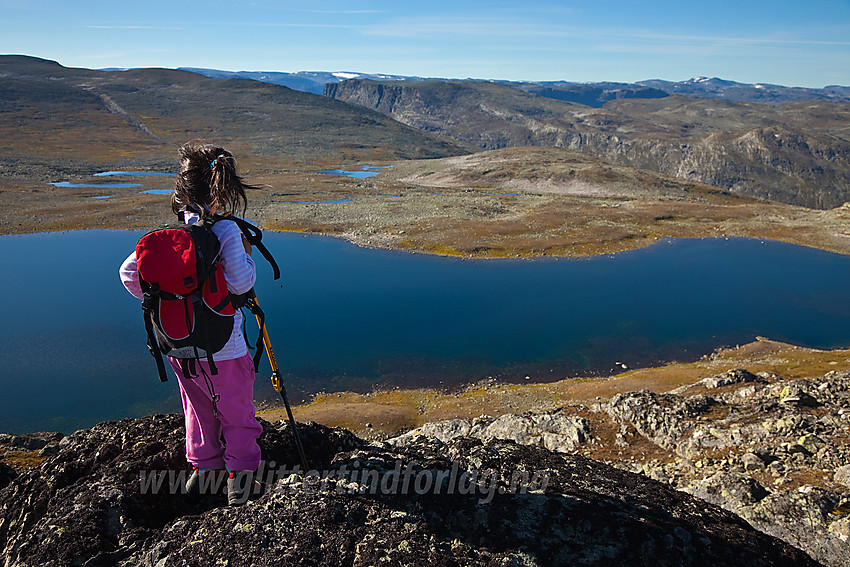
[140,290,169,383]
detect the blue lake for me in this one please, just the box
[1,231,849,434]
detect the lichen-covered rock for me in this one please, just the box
[685,471,770,509]
[0,414,363,567]
[390,369,850,567]
[603,369,850,567]
[0,414,821,567]
[133,438,816,567]
[605,390,715,453]
[744,486,848,567]
[389,411,591,453]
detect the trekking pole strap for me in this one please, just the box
[246,290,280,373]
[217,214,281,280]
[244,290,267,372]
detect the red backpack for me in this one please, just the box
[135,212,280,384]
[136,215,241,382]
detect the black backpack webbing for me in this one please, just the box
[142,289,170,383]
[141,285,220,385]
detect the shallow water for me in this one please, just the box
[94,171,175,177]
[317,164,394,179]
[49,182,142,188]
[1,231,849,434]
[317,169,381,178]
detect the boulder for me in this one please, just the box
[700,368,761,389]
[834,465,850,488]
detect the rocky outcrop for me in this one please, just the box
[0,412,821,566]
[662,370,850,567]
[389,368,850,567]
[390,412,590,453]
[0,415,363,566]
[0,432,63,456]
[325,79,850,209]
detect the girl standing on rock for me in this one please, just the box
[119,140,263,505]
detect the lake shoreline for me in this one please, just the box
[263,337,850,440]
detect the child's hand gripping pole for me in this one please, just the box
[246,291,309,472]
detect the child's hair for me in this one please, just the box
[171,140,256,217]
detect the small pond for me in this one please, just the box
[48,171,174,197]
[317,165,394,178]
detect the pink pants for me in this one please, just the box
[169,353,263,472]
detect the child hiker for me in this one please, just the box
[119,140,264,505]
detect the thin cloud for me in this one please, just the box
[225,21,358,29]
[87,25,184,30]
[359,14,849,44]
[360,17,850,56]
[624,30,850,48]
[297,10,387,14]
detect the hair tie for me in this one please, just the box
[210,154,227,170]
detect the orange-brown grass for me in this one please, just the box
[260,338,850,438]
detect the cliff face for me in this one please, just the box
[325,80,850,209]
[0,414,821,566]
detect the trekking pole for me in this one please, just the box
[246,291,310,473]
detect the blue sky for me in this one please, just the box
[1,0,848,87]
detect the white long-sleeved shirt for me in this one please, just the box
[120,211,257,361]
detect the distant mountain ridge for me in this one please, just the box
[325,79,850,209]
[5,54,849,210]
[515,77,850,107]
[178,67,426,95]
[0,54,462,179]
[180,66,850,105]
[636,76,850,104]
